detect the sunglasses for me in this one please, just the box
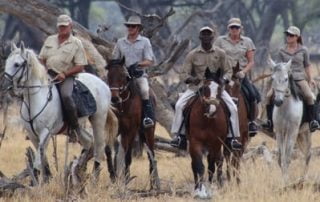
[126,25,138,28]
[229,25,241,29]
[286,33,296,37]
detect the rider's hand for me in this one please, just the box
[309,78,316,88]
[54,72,66,81]
[128,63,143,78]
[236,71,245,79]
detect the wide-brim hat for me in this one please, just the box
[57,14,72,27]
[124,15,142,26]
[284,26,301,36]
[227,17,242,28]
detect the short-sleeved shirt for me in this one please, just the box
[112,35,155,67]
[182,45,232,89]
[39,34,88,74]
[215,35,255,69]
[277,45,310,81]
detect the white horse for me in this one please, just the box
[3,42,118,183]
[270,59,311,183]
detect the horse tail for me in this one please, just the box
[105,106,118,146]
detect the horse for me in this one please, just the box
[270,59,311,183]
[2,42,118,184]
[223,63,253,182]
[187,77,229,199]
[105,59,160,190]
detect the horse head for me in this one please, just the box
[106,57,129,104]
[270,59,292,106]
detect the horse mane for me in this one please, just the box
[26,49,48,85]
[289,75,301,100]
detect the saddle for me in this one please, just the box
[48,70,96,117]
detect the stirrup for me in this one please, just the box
[170,135,187,150]
[248,121,258,137]
[310,120,320,132]
[143,117,154,128]
[226,138,242,151]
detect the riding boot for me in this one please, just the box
[248,102,258,137]
[142,99,155,128]
[64,98,82,142]
[307,105,320,132]
[170,134,187,150]
[261,104,274,132]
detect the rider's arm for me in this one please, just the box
[242,50,254,74]
[139,39,155,69]
[221,51,232,82]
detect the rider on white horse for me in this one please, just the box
[262,26,320,133]
[39,14,89,143]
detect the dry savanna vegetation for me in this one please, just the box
[0,104,320,202]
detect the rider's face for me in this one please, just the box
[58,24,72,36]
[126,25,140,36]
[199,30,214,44]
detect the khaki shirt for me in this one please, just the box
[214,35,255,69]
[39,34,87,73]
[277,45,310,81]
[182,45,232,89]
[112,35,155,67]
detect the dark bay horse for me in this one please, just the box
[105,59,160,190]
[224,63,252,182]
[187,79,229,199]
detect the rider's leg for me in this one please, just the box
[262,89,274,132]
[296,80,320,132]
[59,77,92,148]
[221,90,242,150]
[170,89,196,150]
[136,76,154,128]
[242,77,258,136]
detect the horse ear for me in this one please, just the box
[20,41,25,54]
[285,59,292,72]
[10,42,17,52]
[268,56,277,71]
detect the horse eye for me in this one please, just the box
[284,78,288,82]
[14,63,20,68]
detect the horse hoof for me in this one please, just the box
[193,184,212,199]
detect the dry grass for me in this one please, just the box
[0,105,320,201]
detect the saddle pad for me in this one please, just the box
[72,80,97,117]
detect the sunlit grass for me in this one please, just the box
[0,104,320,201]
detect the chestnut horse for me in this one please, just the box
[105,59,160,189]
[187,78,229,199]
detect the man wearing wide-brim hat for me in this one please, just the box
[112,15,156,128]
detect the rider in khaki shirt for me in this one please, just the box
[170,26,242,151]
[39,14,88,141]
[215,17,260,136]
[263,26,320,132]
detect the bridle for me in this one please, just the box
[4,51,54,137]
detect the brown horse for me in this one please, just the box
[224,63,256,182]
[105,59,160,190]
[187,78,229,199]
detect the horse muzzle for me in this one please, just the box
[1,76,13,92]
[111,96,122,104]
[274,99,283,107]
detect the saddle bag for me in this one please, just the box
[72,80,97,117]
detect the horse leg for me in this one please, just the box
[223,146,232,181]
[296,129,311,180]
[105,145,116,183]
[90,115,107,182]
[190,141,208,198]
[207,153,215,184]
[143,127,160,190]
[231,151,241,184]
[38,130,51,184]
